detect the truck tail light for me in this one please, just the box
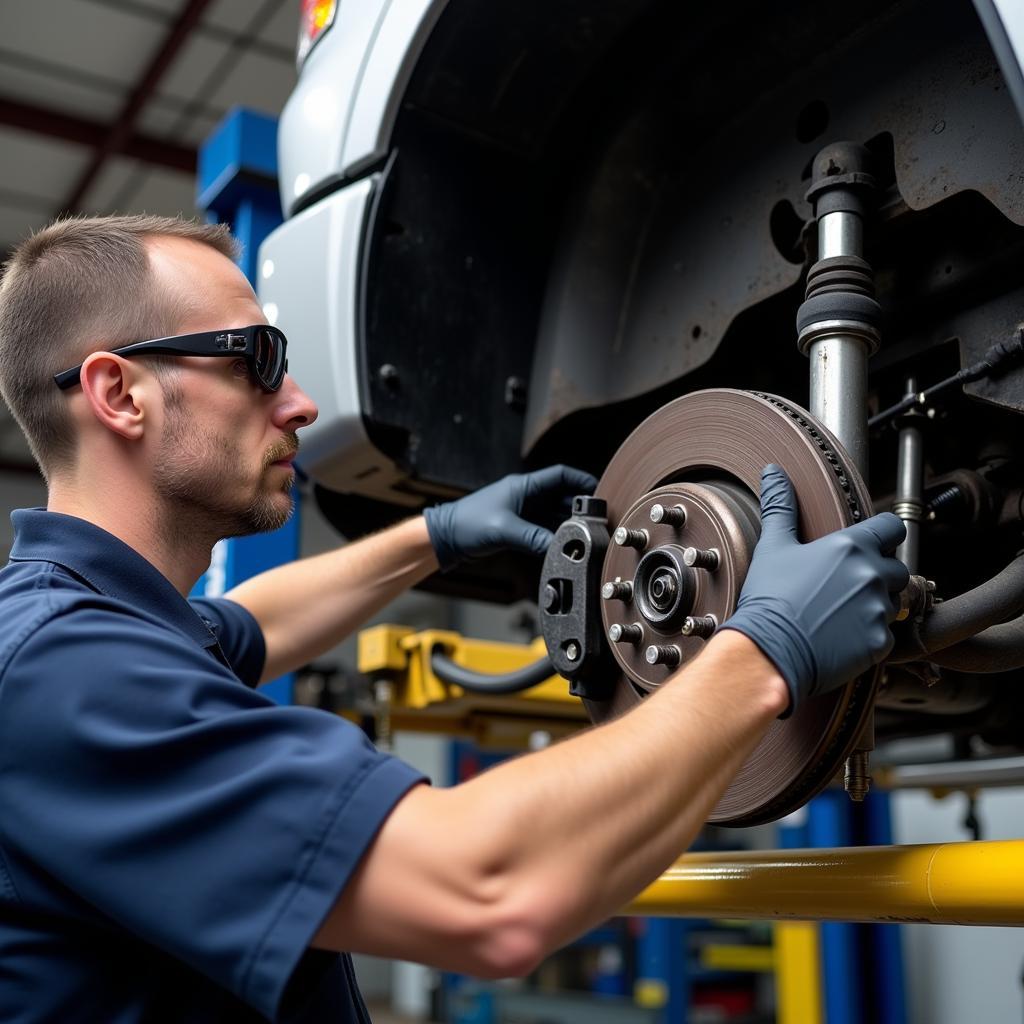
[297,0,338,68]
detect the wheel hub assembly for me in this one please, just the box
[585,389,876,825]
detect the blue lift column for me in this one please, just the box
[792,788,908,1024]
[191,108,298,705]
[808,790,863,1024]
[861,790,908,1024]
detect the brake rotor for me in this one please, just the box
[588,388,877,826]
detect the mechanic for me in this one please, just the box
[0,215,908,1023]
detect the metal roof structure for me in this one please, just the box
[0,0,302,474]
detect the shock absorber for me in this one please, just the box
[797,142,881,477]
[797,142,881,801]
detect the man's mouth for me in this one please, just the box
[265,435,300,469]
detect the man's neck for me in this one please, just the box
[47,481,215,596]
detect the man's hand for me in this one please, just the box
[424,465,598,571]
[722,464,909,713]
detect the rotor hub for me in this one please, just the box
[603,482,759,686]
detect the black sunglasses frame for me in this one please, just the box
[53,325,289,393]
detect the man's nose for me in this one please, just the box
[273,375,318,430]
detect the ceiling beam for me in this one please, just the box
[59,0,215,215]
[0,97,196,174]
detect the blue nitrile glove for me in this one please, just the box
[721,464,909,713]
[424,465,599,571]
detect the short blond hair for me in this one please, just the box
[0,214,240,480]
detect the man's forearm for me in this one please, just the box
[321,631,788,972]
[455,629,789,947]
[225,517,438,682]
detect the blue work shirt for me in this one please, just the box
[0,509,426,1023]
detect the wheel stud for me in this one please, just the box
[614,527,649,550]
[683,546,720,571]
[650,503,686,527]
[682,615,718,639]
[645,644,682,667]
[609,623,643,645]
[602,579,633,601]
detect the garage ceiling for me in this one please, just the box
[0,0,303,474]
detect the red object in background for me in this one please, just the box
[692,984,756,1016]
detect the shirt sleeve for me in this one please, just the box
[189,595,267,686]
[0,603,426,1021]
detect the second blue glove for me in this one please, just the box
[424,465,598,571]
[721,464,909,712]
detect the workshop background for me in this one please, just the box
[1,3,1023,1023]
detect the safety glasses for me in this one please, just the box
[53,324,289,393]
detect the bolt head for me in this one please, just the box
[613,527,628,546]
[565,642,580,662]
[543,583,560,612]
[609,624,623,642]
[650,502,685,526]
[644,645,660,665]
[601,582,615,600]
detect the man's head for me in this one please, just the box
[0,215,238,480]
[0,215,317,542]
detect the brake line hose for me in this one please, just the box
[429,648,556,694]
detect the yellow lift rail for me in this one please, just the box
[627,840,1024,926]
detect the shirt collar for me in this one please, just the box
[8,508,220,651]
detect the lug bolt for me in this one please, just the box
[650,503,687,527]
[681,615,718,639]
[645,644,682,667]
[614,527,649,550]
[683,546,720,571]
[602,579,634,601]
[609,623,643,645]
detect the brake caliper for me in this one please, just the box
[538,496,617,699]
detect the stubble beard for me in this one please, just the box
[154,406,298,548]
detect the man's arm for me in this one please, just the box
[225,466,597,683]
[225,517,437,684]
[313,631,788,976]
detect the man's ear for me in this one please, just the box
[78,353,154,441]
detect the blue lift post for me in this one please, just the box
[785,788,907,1024]
[634,917,692,1023]
[191,108,299,705]
[808,790,863,1024]
[861,790,909,1024]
